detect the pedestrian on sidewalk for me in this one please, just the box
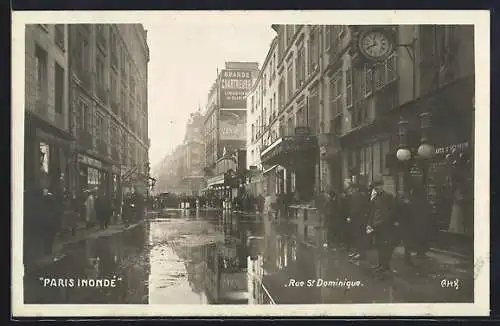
[366,180,397,274]
[348,184,369,260]
[84,189,96,228]
[95,189,112,229]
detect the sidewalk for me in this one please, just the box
[31,219,144,270]
[287,231,474,302]
[335,244,474,302]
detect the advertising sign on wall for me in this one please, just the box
[219,110,246,141]
[220,69,253,109]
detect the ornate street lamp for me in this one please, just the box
[417,112,435,159]
[396,117,411,161]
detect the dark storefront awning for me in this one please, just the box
[260,135,318,168]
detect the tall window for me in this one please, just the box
[308,91,319,134]
[78,98,90,132]
[296,104,306,127]
[308,27,319,74]
[96,114,104,143]
[278,27,285,61]
[34,45,47,109]
[374,53,398,91]
[329,72,342,134]
[96,55,105,92]
[278,78,285,109]
[296,45,305,87]
[329,72,342,117]
[251,124,255,142]
[287,64,294,99]
[54,63,64,114]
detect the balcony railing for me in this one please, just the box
[78,130,93,150]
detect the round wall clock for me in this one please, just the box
[357,29,394,61]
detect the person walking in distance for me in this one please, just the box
[84,189,96,228]
[366,179,397,275]
[95,189,112,229]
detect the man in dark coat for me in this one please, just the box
[95,189,112,229]
[366,180,397,273]
[348,184,370,260]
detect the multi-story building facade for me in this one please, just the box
[246,37,279,196]
[68,24,150,199]
[258,25,323,202]
[180,111,205,196]
[253,24,474,236]
[25,24,71,193]
[202,62,259,198]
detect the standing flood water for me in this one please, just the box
[24,209,473,304]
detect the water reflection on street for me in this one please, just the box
[24,209,474,304]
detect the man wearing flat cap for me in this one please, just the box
[366,178,397,273]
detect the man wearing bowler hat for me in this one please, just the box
[366,179,397,274]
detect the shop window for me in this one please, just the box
[287,63,294,100]
[39,142,50,173]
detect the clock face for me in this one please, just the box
[359,31,393,60]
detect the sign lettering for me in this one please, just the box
[220,69,253,108]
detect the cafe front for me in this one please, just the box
[260,129,318,202]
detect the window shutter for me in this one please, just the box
[386,53,397,83]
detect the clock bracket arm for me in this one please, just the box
[395,37,417,63]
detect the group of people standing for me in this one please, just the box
[24,171,145,268]
[319,179,433,274]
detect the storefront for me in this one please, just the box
[392,75,474,236]
[24,112,73,193]
[260,134,318,202]
[77,153,113,195]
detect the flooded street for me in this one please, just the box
[24,209,474,305]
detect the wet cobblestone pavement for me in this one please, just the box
[23,209,474,304]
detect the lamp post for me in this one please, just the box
[396,112,435,197]
[396,117,411,196]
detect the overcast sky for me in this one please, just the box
[145,22,276,168]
